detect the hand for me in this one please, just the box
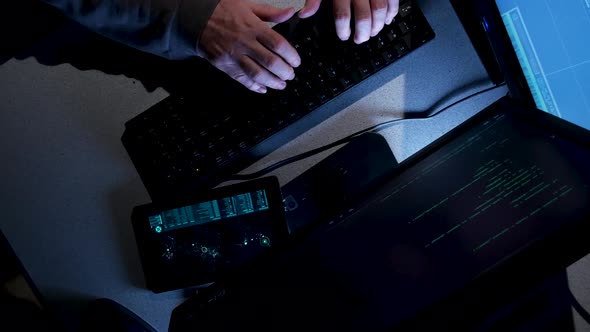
[199,0,301,93]
[299,0,399,44]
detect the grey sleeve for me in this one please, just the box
[41,0,220,59]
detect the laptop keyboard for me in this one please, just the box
[121,0,434,200]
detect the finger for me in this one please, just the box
[299,0,322,18]
[239,55,287,91]
[248,40,294,81]
[352,0,372,44]
[333,0,352,40]
[370,0,387,36]
[257,29,301,69]
[210,62,268,93]
[251,3,296,23]
[385,0,399,25]
[235,74,268,94]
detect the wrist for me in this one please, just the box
[175,0,221,58]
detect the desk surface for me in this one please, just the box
[1,0,589,331]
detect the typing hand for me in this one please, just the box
[199,0,301,93]
[299,0,399,44]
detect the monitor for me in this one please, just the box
[452,0,590,130]
[494,0,590,130]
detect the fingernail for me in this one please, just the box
[258,86,267,94]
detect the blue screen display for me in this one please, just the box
[148,190,270,233]
[495,0,590,130]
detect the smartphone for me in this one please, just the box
[131,176,288,293]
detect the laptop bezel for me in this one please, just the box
[450,0,538,109]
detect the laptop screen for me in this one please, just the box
[175,99,590,330]
[300,99,590,329]
[494,0,590,130]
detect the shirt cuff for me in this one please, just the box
[173,0,220,58]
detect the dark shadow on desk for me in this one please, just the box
[479,271,576,332]
[107,179,152,290]
[42,288,95,332]
[1,0,217,96]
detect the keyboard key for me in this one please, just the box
[399,2,413,17]
[304,98,318,111]
[316,89,331,103]
[386,28,399,42]
[329,83,343,95]
[398,21,411,35]
[395,41,409,55]
[371,57,385,70]
[358,65,372,78]
[326,66,337,78]
[382,49,398,63]
[238,141,249,150]
[372,36,386,49]
[340,76,354,89]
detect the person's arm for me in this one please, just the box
[42,0,301,94]
[41,0,218,59]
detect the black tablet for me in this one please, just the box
[131,176,288,293]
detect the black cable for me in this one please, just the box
[228,81,507,181]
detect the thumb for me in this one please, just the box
[251,4,296,23]
[298,0,321,18]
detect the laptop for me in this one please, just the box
[169,1,590,330]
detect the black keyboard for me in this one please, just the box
[121,0,434,201]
